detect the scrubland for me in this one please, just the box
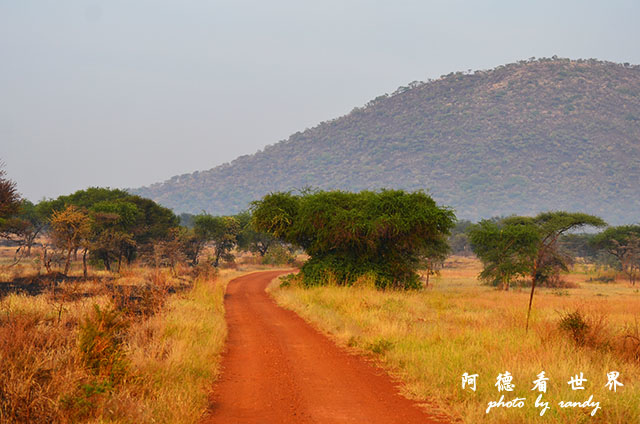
[0,246,267,423]
[4,241,639,423]
[270,256,640,423]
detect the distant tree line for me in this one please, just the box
[0,165,291,277]
[465,212,640,330]
[2,164,638,297]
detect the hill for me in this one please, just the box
[132,58,640,224]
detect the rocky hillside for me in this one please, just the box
[132,58,640,224]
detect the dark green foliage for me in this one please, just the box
[235,210,277,256]
[37,187,130,219]
[133,58,640,225]
[468,219,540,290]
[125,195,179,246]
[252,189,455,289]
[193,214,240,267]
[39,188,180,270]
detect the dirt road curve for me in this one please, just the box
[204,270,444,424]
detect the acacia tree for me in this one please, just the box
[12,201,47,257]
[149,227,187,275]
[468,219,540,290]
[50,205,91,276]
[1,200,49,263]
[592,225,640,285]
[193,214,240,267]
[39,188,179,273]
[519,212,606,331]
[235,211,277,257]
[251,190,455,289]
[420,241,451,287]
[180,227,205,266]
[89,211,136,272]
[470,212,605,331]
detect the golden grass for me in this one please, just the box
[270,257,640,423]
[0,247,272,423]
[99,268,245,423]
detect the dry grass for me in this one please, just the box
[0,286,113,422]
[270,256,640,423]
[96,268,245,423]
[0,242,276,423]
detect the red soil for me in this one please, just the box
[204,270,445,424]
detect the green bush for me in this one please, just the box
[252,190,455,289]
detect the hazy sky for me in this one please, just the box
[2,0,639,201]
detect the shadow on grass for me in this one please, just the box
[0,273,101,299]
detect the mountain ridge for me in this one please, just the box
[132,57,640,224]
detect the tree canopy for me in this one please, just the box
[592,225,640,285]
[235,210,278,257]
[469,211,606,330]
[468,219,540,290]
[39,187,179,272]
[193,214,240,267]
[252,189,455,289]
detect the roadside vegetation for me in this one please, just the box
[0,166,294,423]
[0,253,273,423]
[270,258,640,423]
[3,163,640,423]
[256,191,640,422]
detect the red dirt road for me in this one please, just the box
[204,270,444,424]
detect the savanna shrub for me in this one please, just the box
[191,261,218,280]
[78,304,129,383]
[559,310,589,345]
[298,254,421,289]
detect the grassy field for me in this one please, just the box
[269,257,640,423]
[0,246,277,423]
